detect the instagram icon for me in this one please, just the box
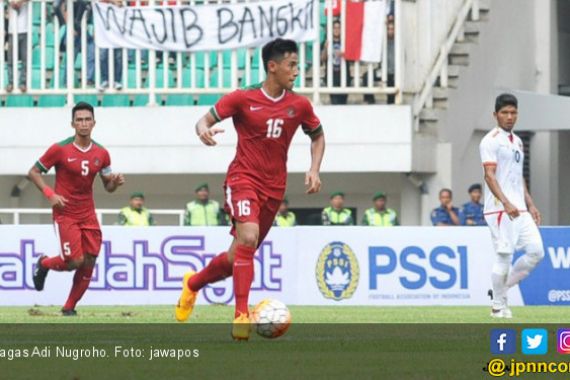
[558,329,570,354]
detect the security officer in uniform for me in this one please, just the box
[430,188,460,226]
[184,183,225,226]
[273,197,297,227]
[460,183,486,226]
[362,192,398,226]
[322,191,354,226]
[118,192,154,226]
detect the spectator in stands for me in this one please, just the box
[362,192,398,226]
[99,1,124,91]
[55,0,95,86]
[431,188,460,226]
[460,183,486,226]
[321,19,348,105]
[118,192,155,226]
[6,0,29,93]
[273,198,297,227]
[99,48,123,91]
[322,191,354,225]
[184,183,225,226]
[386,17,395,104]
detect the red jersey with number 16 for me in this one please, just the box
[210,84,323,199]
[35,137,112,219]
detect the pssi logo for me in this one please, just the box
[316,241,359,301]
[368,246,468,290]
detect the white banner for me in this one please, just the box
[0,225,524,307]
[92,0,318,52]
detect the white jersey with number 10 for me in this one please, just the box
[479,126,527,214]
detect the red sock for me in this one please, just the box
[188,252,233,292]
[41,256,68,271]
[63,265,94,310]
[233,245,256,318]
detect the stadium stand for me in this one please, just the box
[0,0,393,107]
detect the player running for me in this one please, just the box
[480,93,544,318]
[28,102,125,316]
[175,38,325,339]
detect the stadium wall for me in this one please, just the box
[0,105,430,225]
[431,0,568,225]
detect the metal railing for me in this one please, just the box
[411,0,479,129]
[0,0,401,105]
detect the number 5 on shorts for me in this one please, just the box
[237,200,251,216]
[63,242,71,256]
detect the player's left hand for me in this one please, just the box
[529,205,541,225]
[305,171,321,194]
[111,173,125,187]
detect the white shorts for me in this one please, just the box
[484,212,543,254]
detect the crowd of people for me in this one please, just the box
[117,182,487,227]
[3,0,396,105]
[117,184,401,227]
[430,184,486,226]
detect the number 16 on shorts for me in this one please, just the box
[237,200,251,216]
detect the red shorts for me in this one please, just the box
[53,214,102,262]
[224,182,281,247]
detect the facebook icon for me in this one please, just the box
[491,329,516,354]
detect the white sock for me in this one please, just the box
[506,248,545,288]
[491,253,512,310]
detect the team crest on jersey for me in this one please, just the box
[287,106,296,117]
[94,158,100,167]
[316,241,359,301]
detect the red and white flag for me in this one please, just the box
[344,0,386,63]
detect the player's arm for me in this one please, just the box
[305,130,325,194]
[197,91,243,145]
[483,165,519,219]
[101,173,125,193]
[523,180,541,225]
[195,111,226,146]
[27,165,67,209]
[28,146,67,209]
[100,152,125,193]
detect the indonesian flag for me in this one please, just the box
[344,0,386,63]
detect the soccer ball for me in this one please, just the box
[250,299,292,339]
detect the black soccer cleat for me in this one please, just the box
[487,289,494,300]
[61,308,78,317]
[33,256,49,291]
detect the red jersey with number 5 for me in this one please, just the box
[35,137,112,219]
[210,84,323,199]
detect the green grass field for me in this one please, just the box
[2,306,570,379]
[0,304,569,323]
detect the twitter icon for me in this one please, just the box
[522,329,548,355]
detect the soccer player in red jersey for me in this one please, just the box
[28,102,125,316]
[175,38,326,340]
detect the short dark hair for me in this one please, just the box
[495,93,518,112]
[468,183,482,193]
[72,102,94,120]
[262,38,298,73]
[439,188,453,197]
